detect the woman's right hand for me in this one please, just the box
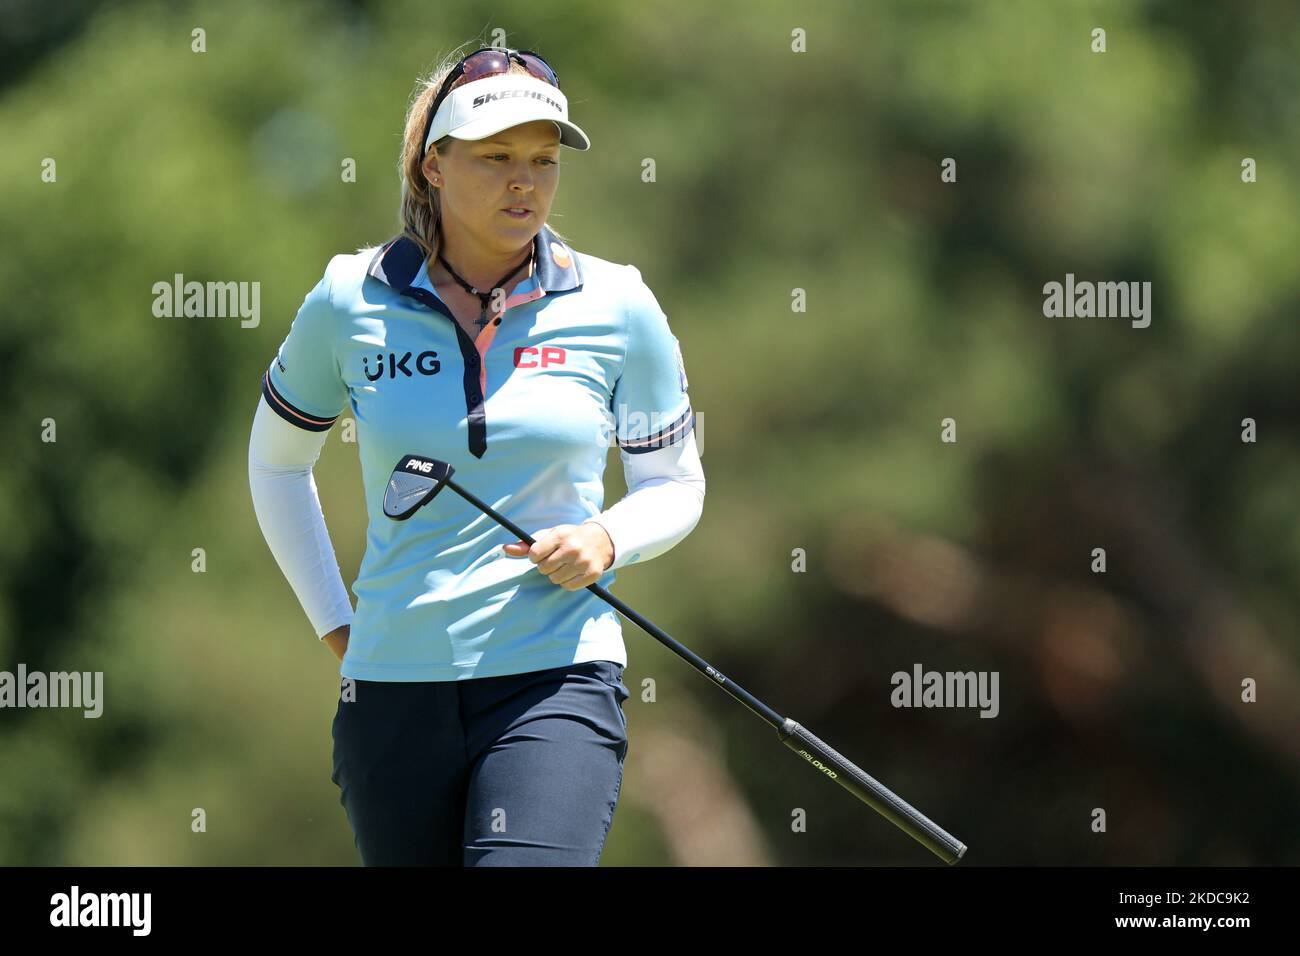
[322,624,350,662]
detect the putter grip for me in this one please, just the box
[780,719,966,864]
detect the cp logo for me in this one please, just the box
[515,346,567,368]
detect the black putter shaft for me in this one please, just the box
[442,475,967,864]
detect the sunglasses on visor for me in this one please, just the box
[421,47,561,153]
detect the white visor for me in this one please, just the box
[424,72,590,152]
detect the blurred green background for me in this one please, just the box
[1,0,1297,865]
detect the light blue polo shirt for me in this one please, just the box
[260,224,694,681]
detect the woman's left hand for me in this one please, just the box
[502,522,615,590]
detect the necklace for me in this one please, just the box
[435,227,534,333]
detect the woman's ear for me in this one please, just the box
[422,151,442,189]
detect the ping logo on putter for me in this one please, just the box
[383,454,456,521]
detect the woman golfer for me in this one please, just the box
[248,44,705,866]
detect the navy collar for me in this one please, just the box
[366,222,583,296]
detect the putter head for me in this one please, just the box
[383,454,455,521]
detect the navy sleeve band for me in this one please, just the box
[261,369,340,432]
[618,405,694,454]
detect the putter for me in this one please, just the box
[384,453,967,864]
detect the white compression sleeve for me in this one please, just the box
[247,397,355,639]
[582,431,706,571]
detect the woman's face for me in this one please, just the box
[423,120,562,255]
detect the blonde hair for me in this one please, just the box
[398,44,572,263]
